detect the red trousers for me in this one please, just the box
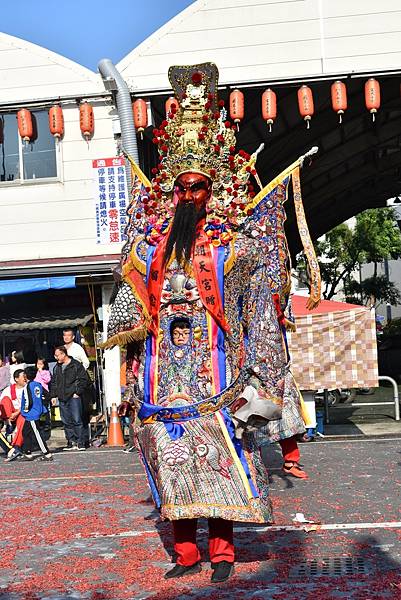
[173,518,234,566]
[0,398,25,448]
[279,436,300,463]
[12,415,25,448]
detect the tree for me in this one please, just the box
[345,275,401,307]
[300,208,401,305]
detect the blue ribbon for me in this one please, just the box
[221,408,259,499]
[164,422,186,440]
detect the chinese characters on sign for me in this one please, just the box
[93,157,129,244]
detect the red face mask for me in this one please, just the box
[174,173,212,210]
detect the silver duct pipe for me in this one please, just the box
[98,59,140,278]
[98,58,139,190]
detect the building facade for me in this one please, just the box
[0,33,122,408]
[1,0,401,408]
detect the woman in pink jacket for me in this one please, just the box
[34,357,52,434]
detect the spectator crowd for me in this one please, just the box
[0,327,97,463]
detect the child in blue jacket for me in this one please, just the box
[20,367,53,461]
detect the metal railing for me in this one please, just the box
[324,376,400,424]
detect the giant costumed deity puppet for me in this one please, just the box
[102,63,321,583]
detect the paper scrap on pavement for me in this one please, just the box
[292,513,322,532]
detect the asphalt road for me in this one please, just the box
[1,437,401,599]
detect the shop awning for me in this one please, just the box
[0,312,92,332]
[0,276,76,296]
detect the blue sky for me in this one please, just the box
[1,0,195,71]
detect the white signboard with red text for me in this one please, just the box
[93,157,129,245]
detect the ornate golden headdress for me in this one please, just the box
[145,62,260,246]
[158,63,234,188]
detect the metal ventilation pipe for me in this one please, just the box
[98,58,139,190]
[98,59,140,279]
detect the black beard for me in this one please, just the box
[163,202,206,265]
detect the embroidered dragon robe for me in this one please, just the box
[108,229,304,523]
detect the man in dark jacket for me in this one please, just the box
[50,346,89,451]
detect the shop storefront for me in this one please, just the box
[0,266,120,415]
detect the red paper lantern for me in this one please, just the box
[331,81,347,123]
[297,85,314,129]
[165,97,178,118]
[365,78,380,121]
[79,102,94,140]
[17,108,33,143]
[261,88,277,132]
[229,89,244,130]
[132,99,148,138]
[48,104,64,139]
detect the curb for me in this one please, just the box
[312,432,401,441]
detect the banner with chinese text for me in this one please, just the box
[93,157,128,244]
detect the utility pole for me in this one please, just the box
[383,258,392,322]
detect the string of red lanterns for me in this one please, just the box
[15,103,94,145]
[17,104,93,144]
[8,77,385,149]
[129,78,382,143]
[259,78,380,130]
